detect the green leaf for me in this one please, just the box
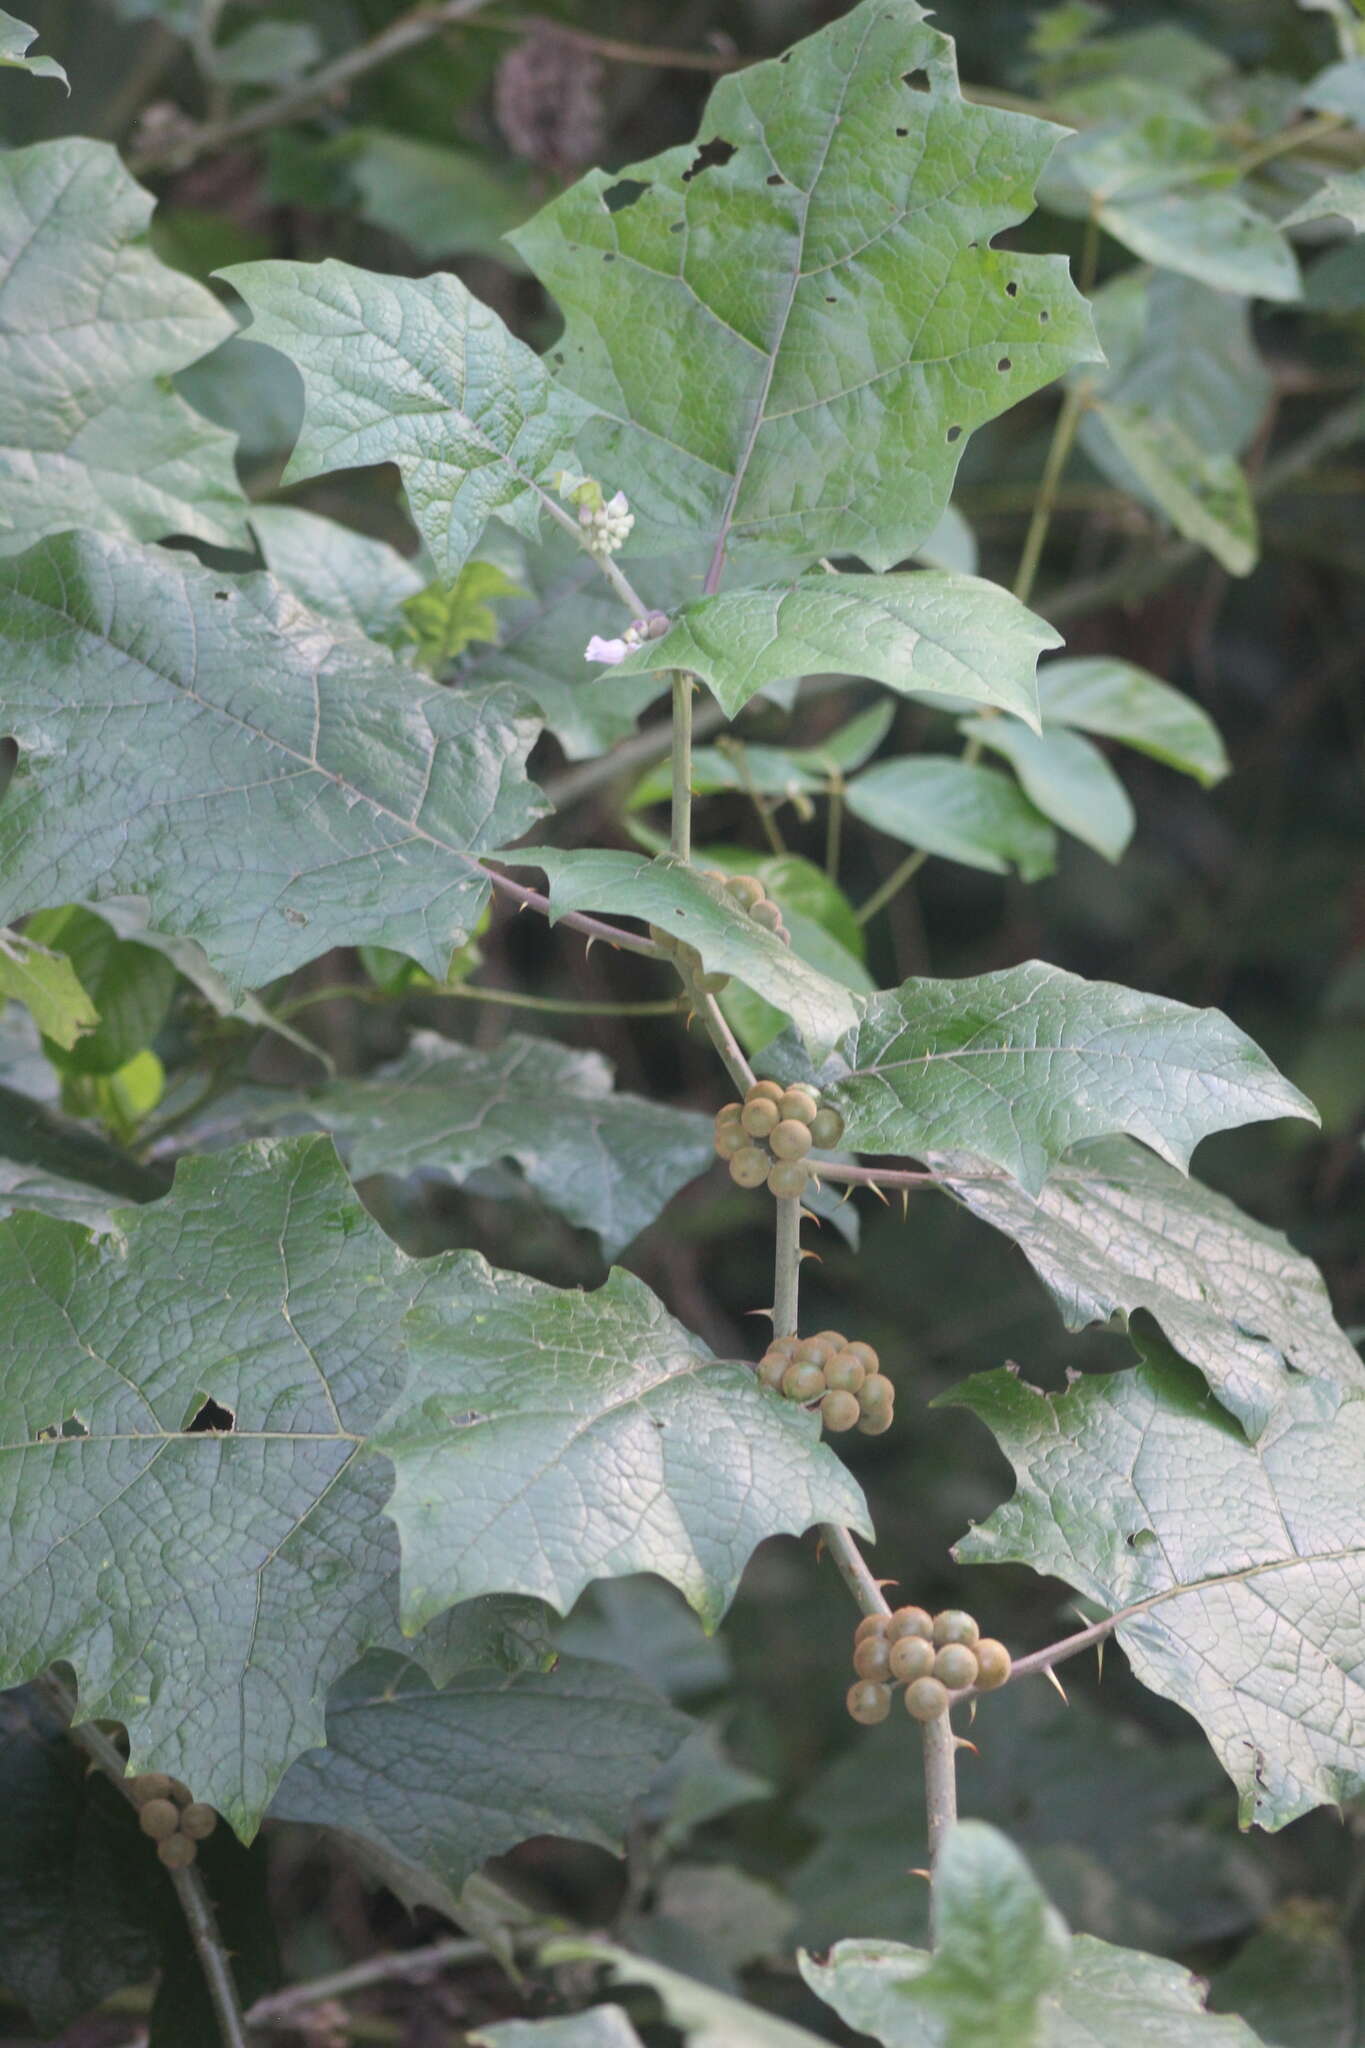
[220,256,594,578]
[1282,172,1365,232]
[959,718,1135,862]
[0,931,97,1050]
[541,1940,832,2048]
[0,8,66,81]
[791,700,898,775]
[347,128,531,263]
[207,18,320,84]
[948,1333,1365,1829]
[937,1136,1362,1442]
[473,2015,646,2048]
[403,561,528,669]
[0,140,245,554]
[293,1029,715,1259]
[510,0,1099,571]
[25,906,177,1077]
[0,531,548,995]
[629,743,825,809]
[606,575,1055,726]
[0,1158,121,1232]
[251,505,423,642]
[1036,658,1228,784]
[1082,272,1271,462]
[526,851,861,1055]
[1039,116,1300,300]
[1211,1902,1363,2048]
[1303,57,1365,124]
[379,1260,871,1634]
[844,757,1058,879]
[269,1651,690,1914]
[1083,402,1258,576]
[817,962,1315,1192]
[800,1822,1266,2047]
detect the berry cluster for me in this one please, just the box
[619,611,670,651]
[845,1607,1012,1726]
[578,489,634,557]
[700,869,792,949]
[127,1771,218,1869]
[714,1079,845,1199]
[756,1328,892,1435]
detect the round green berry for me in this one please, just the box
[777,1089,818,1126]
[741,1097,780,1138]
[809,1106,846,1148]
[793,1337,835,1369]
[857,1408,894,1436]
[933,1610,980,1649]
[844,1341,880,1374]
[782,1361,827,1403]
[750,899,783,932]
[846,1681,891,1726]
[729,1147,770,1188]
[886,1606,934,1643]
[853,1636,892,1682]
[770,1119,813,1161]
[825,1351,866,1394]
[180,1804,218,1841]
[716,1101,742,1126]
[858,1373,895,1415]
[821,1389,861,1432]
[812,1329,847,1349]
[757,1353,789,1391]
[129,1773,176,1807]
[854,1613,889,1645]
[767,1159,811,1199]
[714,1122,749,1159]
[138,1799,180,1842]
[888,1636,936,1684]
[746,1079,784,1104]
[934,1644,979,1691]
[974,1640,1012,1690]
[904,1677,950,1723]
[725,874,767,909]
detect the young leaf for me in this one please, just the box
[250,505,423,642]
[0,930,97,1051]
[0,531,547,995]
[845,757,1058,879]
[1036,657,1228,785]
[0,8,65,81]
[381,1259,870,1635]
[1282,172,1365,232]
[525,850,861,1054]
[818,961,1315,1192]
[511,0,1099,572]
[0,140,244,554]
[948,1334,1365,1829]
[473,2015,646,2048]
[936,1136,1363,1441]
[604,575,1055,726]
[1083,403,1258,576]
[958,717,1136,862]
[24,906,177,1078]
[800,1821,1266,2047]
[269,1651,691,1913]
[220,256,595,577]
[286,1029,716,1259]
[402,561,528,669]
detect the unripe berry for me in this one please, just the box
[811,1330,847,1349]
[729,1147,770,1188]
[782,1361,826,1403]
[767,1159,810,1198]
[128,1773,176,1806]
[853,1636,892,1682]
[854,1613,889,1645]
[857,1408,894,1436]
[157,1834,197,1870]
[746,1079,784,1104]
[167,1781,192,1807]
[777,1089,818,1127]
[809,1106,846,1148]
[715,1101,742,1126]
[974,1640,1012,1690]
[904,1677,950,1722]
[750,900,783,932]
[773,922,792,947]
[757,1353,789,1391]
[858,1373,894,1415]
[766,1336,800,1361]
[825,1351,866,1394]
[180,1804,218,1841]
[844,1341,880,1374]
[741,1098,780,1139]
[886,1606,934,1643]
[714,1121,749,1159]
[793,1338,835,1369]
[725,875,767,909]
[888,1635,936,1683]
[934,1644,979,1691]
[820,1389,860,1432]
[933,1610,980,1649]
[770,1119,813,1161]
[138,1799,180,1842]
[846,1681,891,1725]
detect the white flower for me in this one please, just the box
[605,491,629,517]
[585,634,629,665]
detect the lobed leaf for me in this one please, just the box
[0,531,547,995]
[511,0,1099,573]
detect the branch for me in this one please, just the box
[484,864,664,959]
[488,15,743,74]
[245,1936,496,2031]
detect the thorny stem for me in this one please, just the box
[484,866,664,959]
[922,1713,959,1869]
[671,671,694,862]
[693,990,754,1097]
[275,982,687,1021]
[37,1673,249,2048]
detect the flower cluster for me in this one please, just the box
[585,609,670,666]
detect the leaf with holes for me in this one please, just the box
[0,140,245,554]
[800,1821,1266,2047]
[0,531,547,995]
[523,850,861,1054]
[958,718,1135,862]
[220,257,595,578]
[937,1137,1362,1441]
[604,574,1056,724]
[844,757,1057,879]
[269,1651,691,1913]
[378,1259,870,1635]
[1036,657,1228,785]
[948,1332,1365,1829]
[510,0,1098,573]
[816,961,1314,1193]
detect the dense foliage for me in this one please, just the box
[0,0,1362,2041]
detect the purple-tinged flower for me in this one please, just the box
[585,634,629,665]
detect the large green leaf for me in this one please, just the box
[510,0,1098,572]
[287,1029,715,1258]
[844,757,1057,879]
[938,1137,1362,1441]
[0,140,245,554]
[270,1651,690,1912]
[221,257,594,577]
[605,576,1055,725]
[0,9,65,80]
[800,1822,1266,2047]
[816,962,1315,1192]
[0,531,547,995]
[250,505,423,642]
[959,717,1135,862]
[526,851,861,1055]
[0,931,97,1051]
[1039,116,1299,300]
[380,1259,870,1634]
[1035,658,1228,785]
[949,1334,1365,1828]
